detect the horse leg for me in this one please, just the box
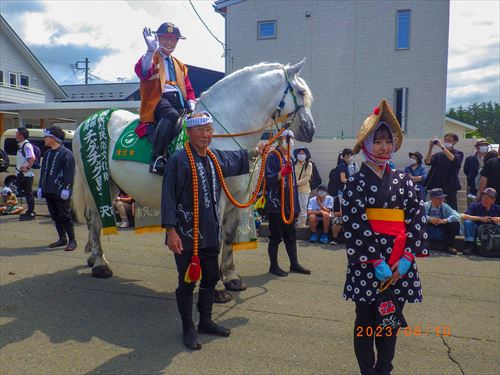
[220,205,247,292]
[85,207,113,278]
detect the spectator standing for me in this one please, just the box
[307,184,333,244]
[461,188,500,255]
[15,128,36,221]
[293,147,313,227]
[423,188,461,255]
[479,155,500,205]
[327,148,353,198]
[404,151,427,202]
[37,126,77,251]
[424,133,464,210]
[475,150,498,193]
[464,138,490,198]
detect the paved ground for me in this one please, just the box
[1,204,499,375]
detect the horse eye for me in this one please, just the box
[299,90,306,96]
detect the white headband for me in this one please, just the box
[186,112,213,128]
[43,129,63,143]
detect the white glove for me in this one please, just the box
[143,27,158,51]
[37,188,42,199]
[61,189,70,200]
[188,100,196,112]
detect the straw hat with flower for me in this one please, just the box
[353,98,403,154]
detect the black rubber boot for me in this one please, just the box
[63,222,77,251]
[197,288,231,337]
[49,223,67,248]
[176,288,202,350]
[285,241,311,275]
[149,154,167,175]
[268,243,288,277]
[150,118,174,175]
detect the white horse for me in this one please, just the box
[72,60,315,302]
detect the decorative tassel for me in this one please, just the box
[184,255,202,283]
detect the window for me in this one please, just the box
[0,70,4,83]
[396,10,411,49]
[258,21,277,40]
[20,74,29,87]
[9,73,17,87]
[395,88,408,130]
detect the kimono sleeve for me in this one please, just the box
[213,149,249,178]
[161,154,180,228]
[403,176,429,257]
[342,178,383,263]
[265,151,281,189]
[63,150,75,188]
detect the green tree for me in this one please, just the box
[447,101,500,143]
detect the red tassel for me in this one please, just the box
[185,255,201,282]
[373,107,380,115]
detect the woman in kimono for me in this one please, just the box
[342,99,428,375]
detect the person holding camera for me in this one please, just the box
[424,133,464,210]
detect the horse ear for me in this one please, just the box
[286,58,306,76]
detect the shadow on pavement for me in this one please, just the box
[0,266,246,374]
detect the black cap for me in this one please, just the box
[429,188,447,199]
[155,22,186,39]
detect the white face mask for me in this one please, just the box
[281,139,294,149]
[317,191,327,198]
[409,158,417,164]
[297,153,306,161]
[443,143,453,149]
[479,146,489,153]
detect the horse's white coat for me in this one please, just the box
[72,61,315,287]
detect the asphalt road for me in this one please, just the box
[1,207,499,375]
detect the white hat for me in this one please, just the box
[2,186,12,195]
[280,129,295,138]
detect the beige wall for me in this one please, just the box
[444,119,475,140]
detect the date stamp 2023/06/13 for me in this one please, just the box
[355,325,452,338]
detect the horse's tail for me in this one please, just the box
[72,127,95,222]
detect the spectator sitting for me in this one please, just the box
[423,188,461,255]
[329,195,343,245]
[293,147,313,227]
[307,184,334,244]
[404,151,427,202]
[113,189,135,228]
[464,138,491,198]
[0,187,23,215]
[461,188,500,255]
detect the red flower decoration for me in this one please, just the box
[373,107,380,115]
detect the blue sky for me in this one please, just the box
[1,0,499,109]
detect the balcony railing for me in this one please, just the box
[0,81,45,94]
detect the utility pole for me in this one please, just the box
[75,58,90,84]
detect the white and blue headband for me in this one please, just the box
[186,112,213,128]
[43,129,63,143]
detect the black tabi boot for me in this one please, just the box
[63,222,77,251]
[197,288,231,337]
[268,243,288,277]
[285,241,311,275]
[49,222,67,248]
[149,118,172,175]
[176,288,202,350]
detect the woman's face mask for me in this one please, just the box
[409,158,417,164]
[317,190,327,198]
[281,139,294,149]
[479,146,490,153]
[297,153,306,161]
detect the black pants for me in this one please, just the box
[46,194,75,242]
[153,92,184,158]
[268,212,297,246]
[17,175,34,213]
[174,247,220,292]
[354,302,403,375]
[443,190,458,210]
[428,221,460,249]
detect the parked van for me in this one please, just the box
[0,128,75,196]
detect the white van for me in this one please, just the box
[0,128,74,195]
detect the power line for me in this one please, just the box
[188,0,225,50]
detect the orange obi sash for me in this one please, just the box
[366,208,406,266]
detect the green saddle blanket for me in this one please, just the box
[113,120,188,164]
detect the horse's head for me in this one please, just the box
[281,59,315,143]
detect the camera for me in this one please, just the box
[432,140,440,145]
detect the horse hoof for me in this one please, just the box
[92,265,113,278]
[224,279,248,291]
[87,257,95,268]
[214,289,233,304]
